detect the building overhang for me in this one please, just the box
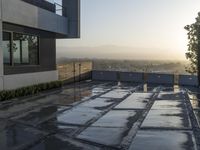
[1,0,70,38]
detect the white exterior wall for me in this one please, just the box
[0,77,3,91]
[3,70,58,90]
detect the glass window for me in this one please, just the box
[13,40,21,64]
[13,33,39,65]
[3,32,12,65]
[3,32,39,66]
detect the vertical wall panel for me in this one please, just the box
[120,72,143,83]
[179,75,198,86]
[63,0,80,38]
[147,73,174,85]
[0,0,3,90]
[92,71,118,81]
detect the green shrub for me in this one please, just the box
[0,80,63,101]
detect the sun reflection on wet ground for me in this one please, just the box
[0,81,199,150]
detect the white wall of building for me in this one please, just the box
[0,76,3,91]
[3,70,58,90]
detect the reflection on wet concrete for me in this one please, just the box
[115,93,152,110]
[190,99,200,110]
[29,135,100,150]
[0,124,45,150]
[78,127,125,147]
[0,100,41,119]
[0,119,10,132]
[157,92,184,100]
[141,109,191,129]
[0,81,199,150]
[187,91,200,111]
[12,105,70,126]
[58,82,115,105]
[91,110,138,128]
[100,89,129,99]
[194,110,200,126]
[151,100,186,110]
[77,110,142,147]
[174,85,180,92]
[129,130,196,150]
[141,84,175,93]
[143,84,148,92]
[79,98,114,110]
[39,121,78,136]
[57,107,102,125]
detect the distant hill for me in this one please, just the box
[56,45,186,61]
[57,57,189,75]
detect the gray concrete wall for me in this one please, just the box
[92,71,118,81]
[120,72,143,83]
[147,73,174,85]
[92,71,200,86]
[179,75,198,86]
[92,71,174,84]
[0,0,3,90]
[63,0,80,38]
[2,0,68,36]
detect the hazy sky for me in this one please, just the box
[57,0,200,60]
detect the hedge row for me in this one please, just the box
[0,81,63,101]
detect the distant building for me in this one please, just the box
[0,0,80,90]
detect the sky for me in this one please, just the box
[57,0,200,60]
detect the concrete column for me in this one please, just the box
[0,21,3,76]
[62,0,80,38]
[0,0,4,90]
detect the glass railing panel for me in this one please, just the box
[44,0,64,16]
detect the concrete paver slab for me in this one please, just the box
[57,107,102,125]
[100,89,129,99]
[77,127,125,147]
[128,130,196,150]
[157,92,184,100]
[12,105,70,126]
[194,110,200,127]
[39,121,78,136]
[141,109,191,129]
[115,93,152,109]
[79,98,114,109]
[91,110,138,128]
[0,101,40,119]
[0,81,199,150]
[151,100,186,110]
[190,100,200,110]
[0,124,45,150]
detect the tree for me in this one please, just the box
[184,12,200,77]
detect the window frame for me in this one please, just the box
[3,31,13,66]
[3,30,40,67]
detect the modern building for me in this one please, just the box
[0,0,80,90]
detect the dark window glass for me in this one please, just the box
[13,33,39,65]
[3,32,12,65]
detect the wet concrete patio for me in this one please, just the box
[0,81,200,150]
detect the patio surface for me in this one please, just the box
[0,81,200,150]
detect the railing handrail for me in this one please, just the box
[54,2,62,7]
[44,0,65,16]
